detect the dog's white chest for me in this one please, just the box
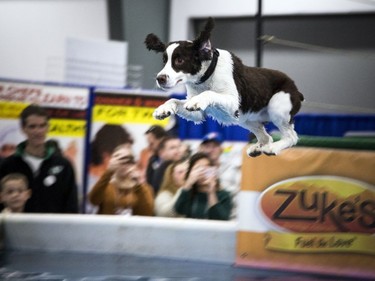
[205,106,238,125]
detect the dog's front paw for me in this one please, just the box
[184,98,209,112]
[153,103,176,120]
[246,143,263,158]
[261,143,278,156]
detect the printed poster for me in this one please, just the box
[236,147,375,279]
[86,89,168,213]
[0,81,90,206]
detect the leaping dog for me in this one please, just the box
[145,17,304,157]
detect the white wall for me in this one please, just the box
[169,0,375,113]
[170,0,375,40]
[0,0,108,82]
[4,214,237,264]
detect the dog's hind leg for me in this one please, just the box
[244,121,273,157]
[262,121,298,155]
[261,92,298,155]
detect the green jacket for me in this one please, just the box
[174,189,232,220]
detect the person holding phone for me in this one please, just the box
[174,152,232,220]
[88,145,154,216]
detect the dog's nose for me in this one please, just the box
[156,74,168,86]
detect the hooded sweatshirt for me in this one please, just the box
[0,141,79,213]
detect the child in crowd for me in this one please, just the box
[89,145,154,216]
[0,173,31,213]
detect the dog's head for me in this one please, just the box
[145,17,215,90]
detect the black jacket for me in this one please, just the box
[0,141,79,213]
[145,154,172,195]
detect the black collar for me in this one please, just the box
[196,49,219,85]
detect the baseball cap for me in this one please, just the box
[201,132,223,145]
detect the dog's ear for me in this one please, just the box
[193,17,215,58]
[145,33,166,53]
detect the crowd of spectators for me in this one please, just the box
[0,104,241,221]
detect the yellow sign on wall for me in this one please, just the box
[49,119,86,137]
[93,105,167,126]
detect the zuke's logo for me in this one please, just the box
[258,176,375,234]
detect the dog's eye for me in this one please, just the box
[174,57,184,66]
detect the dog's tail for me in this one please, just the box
[297,91,304,102]
[289,90,304,122]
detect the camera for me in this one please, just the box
[204,167,217,178]
[119,155,135,165]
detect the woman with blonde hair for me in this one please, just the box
[154,158,188,217]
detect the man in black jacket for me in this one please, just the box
[146,135,183,195]
[0,104,79,213]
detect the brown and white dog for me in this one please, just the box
[145,17,304,157]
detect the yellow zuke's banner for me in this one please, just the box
[236,147,375,279]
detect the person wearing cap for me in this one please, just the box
[199,132,224,166]
[199,132,242,219]
[88,145,154,216]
